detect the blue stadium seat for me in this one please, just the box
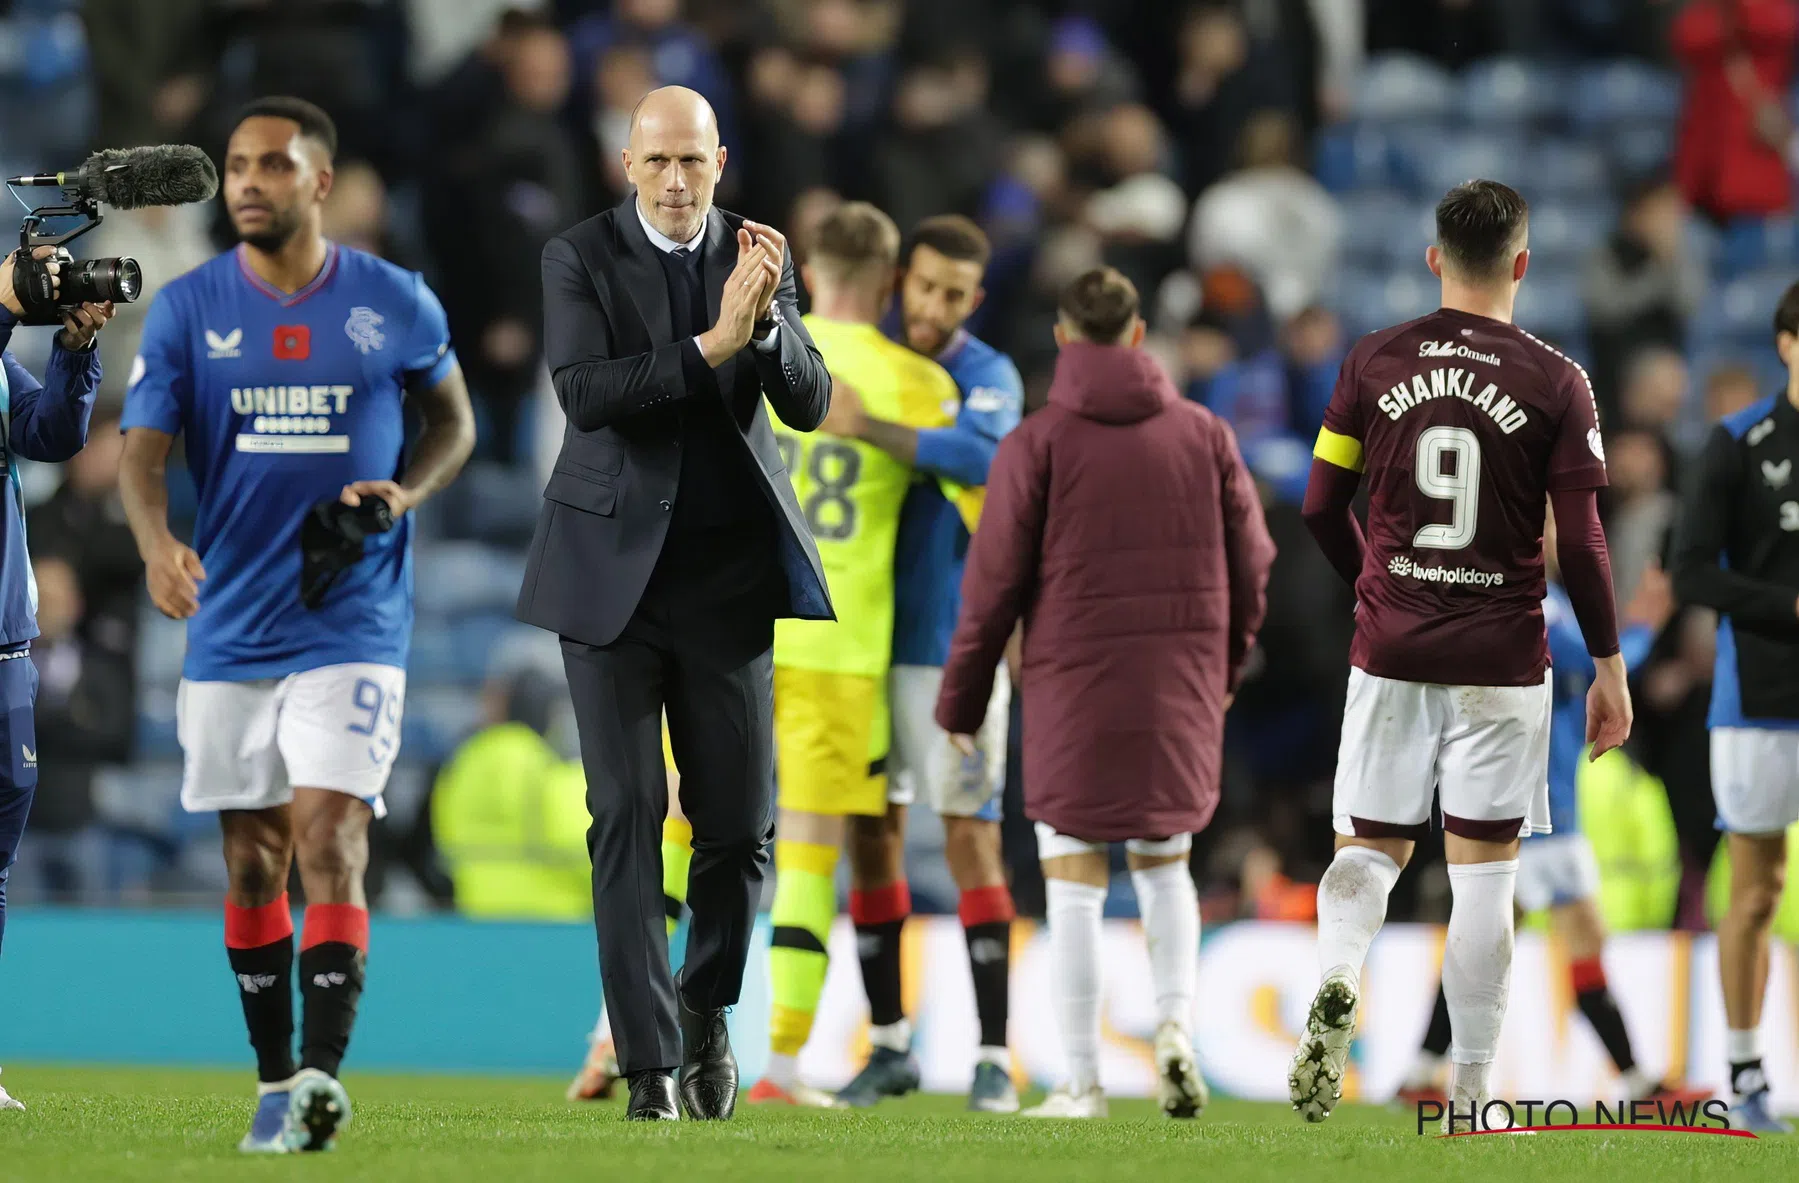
[1413,134,1524,206]
[425,461,541,546]
[133,713,181,762]
[1719,216,1799,278]
[1458,58,1563,127]
[1337,190,1429,267]
[1382,122,1455,196]
[1688,348,1786,404]
[403,688,484,765]
[135,610,187,688]
[1512,270,1585,339]
[413,543,528,617]
[1568,61,1683,133]
[1355,54,1457,124]
[1330,268,1436,339]
[1525,201,1614,269]
[1684,213,1722,273]
[1691,269,1793,346]
[1525,140,1609,199]
[1314,125,1400,193]
[1606,122,1674,178]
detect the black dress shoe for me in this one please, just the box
[624,1069,679,1121]
[679,1000,739,1120]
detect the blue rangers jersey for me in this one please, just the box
[1543,583,1656,835]
[891,327,1023,668]
[121,243,457,682]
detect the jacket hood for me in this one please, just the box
[1046,341,1178,425]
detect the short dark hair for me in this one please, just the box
[903,214,991,270]
[1059,266,1139,343]
[1434,179,1529,280]
[1775,279,1799,340]
[234,96,338,161]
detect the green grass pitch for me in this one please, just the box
[2,1065,1794,1182]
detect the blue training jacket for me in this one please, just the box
[0,304,102,644]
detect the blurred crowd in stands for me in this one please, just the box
[0,0,1794,930]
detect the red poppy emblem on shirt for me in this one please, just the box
[273,325,311,360]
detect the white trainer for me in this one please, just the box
[1443,1087,1496,1135]
[1289,968,1358,1123]
[0,1067,22,1112]
[1153,1022,1208,1118]
[1021,1086,1107,1119]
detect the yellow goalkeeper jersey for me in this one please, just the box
[774,318,960,677]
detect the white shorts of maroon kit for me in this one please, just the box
[1034,824,1191,860]
[1332,667,1553,841]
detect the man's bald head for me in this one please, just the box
[629,85,720,152]
[623,85,727,243]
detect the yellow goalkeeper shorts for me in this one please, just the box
[774,667,889,817]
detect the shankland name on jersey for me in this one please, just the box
[120,242,457,682]
[1376,366,1530,434]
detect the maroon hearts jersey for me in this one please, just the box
[1317,309,1608,686]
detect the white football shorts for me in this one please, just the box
[177,662,406,817]
[886,664,1009,821]
[1710,726,1799,836]
[1034,824,1191,860]
[1514,833,1601,913]
[1333,667,1552,841]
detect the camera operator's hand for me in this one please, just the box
[58,301,114,351]
[697,245,773,367]
[146,536,206,619]
[0,246,61,317]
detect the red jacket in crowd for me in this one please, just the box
[936,341,1276,843]
[1672,0,1798,221]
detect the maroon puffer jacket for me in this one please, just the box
[936,340,1276,841]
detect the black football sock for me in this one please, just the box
[961,886,1017,1052]
[850,882,909,1030]
[226,894,297,1083]
[298,905,368,1078]
[1422,981,1453,1058]
[1731,1058,1770,1099]
[1572,957,1637,1074]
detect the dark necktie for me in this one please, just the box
[662,246,706,341]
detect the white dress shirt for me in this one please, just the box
[635,201,781,352]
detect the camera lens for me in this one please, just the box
[65,257,142,305]
[114,257,142,303]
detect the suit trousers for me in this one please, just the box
[561,627,776,1075]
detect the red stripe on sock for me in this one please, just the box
[849,882,911,926]
[959,884,1016,927]
[1570,956,1607,995]
[225,894,294,949]
[301,904,369,952]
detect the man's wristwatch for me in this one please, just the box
[752,308,781,341]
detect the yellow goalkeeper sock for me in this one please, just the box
[662,815,693,940]
[768,838,838,1057]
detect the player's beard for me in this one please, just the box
[235,205,304,254]
[904,317,950,357]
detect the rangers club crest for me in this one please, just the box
[344,306,386,354]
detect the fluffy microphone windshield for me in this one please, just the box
[82,145,219,209]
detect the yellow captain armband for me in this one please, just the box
[1313,426,1365,473]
